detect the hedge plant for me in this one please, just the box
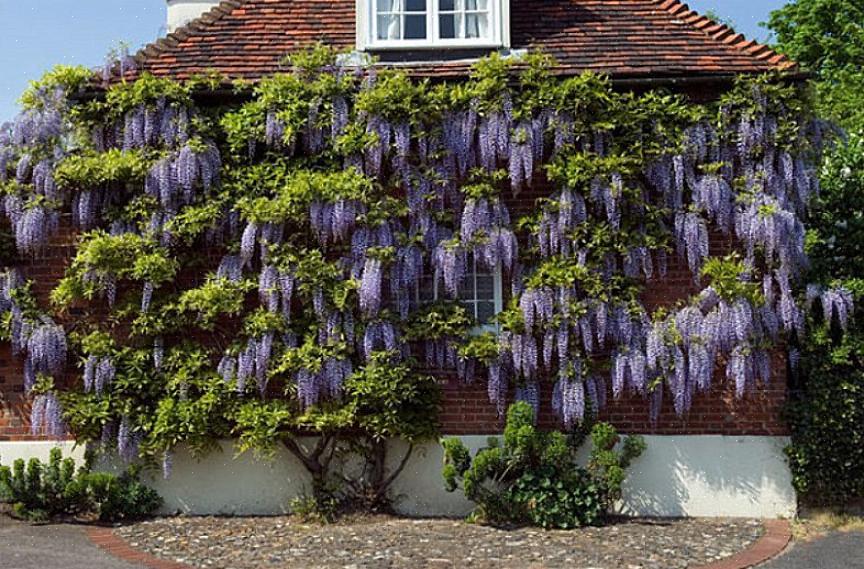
[0,448,161,523]
[443,401,645,528]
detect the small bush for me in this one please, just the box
[442,402,645,529]
[0,448,162,523]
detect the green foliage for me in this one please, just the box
[54,149,152,189]
[785,323,864,503]
[289,488,341,524]
[442,402,645,529]
[148,347,235,457]
[239,168,373,224]
[19,65,95,110]
[76,469,164,523]
[176,277,255,329]
[0,448,161,522]
[342,352,440,443]
[764,8,864,506]
[768,1,864,130]
[782,132,864,505]
[403,302,472,342]
[222,45,354,157]
[768,1,864,76]
[701,255,763,305]
[808,133,864,283]
[102,73,191,118]
[52,231,178,307]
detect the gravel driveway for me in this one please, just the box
[0,515,141,569]
[116,515,765,569]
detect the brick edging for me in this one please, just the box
[87,527,195,569]
[88,519,792,569]
[691,519,792,569]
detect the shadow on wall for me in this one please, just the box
[619,436,796,518]
[83,435,796,518]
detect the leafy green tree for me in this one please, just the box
[767,3,864,504]
[783,133,864,504]
[769,1,864,129]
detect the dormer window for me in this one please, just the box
[359,0,509,50]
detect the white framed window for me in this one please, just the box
[417,256,503,333]
[358,0,510,50]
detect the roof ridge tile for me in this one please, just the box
[127,0,799,81]
[133,0,249,66]
[651,0,796,71]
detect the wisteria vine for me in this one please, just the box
[0,48,852,465]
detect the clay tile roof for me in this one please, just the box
[137,0,796,81]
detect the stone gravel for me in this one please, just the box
[116,515,764,569]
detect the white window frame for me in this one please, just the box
[357,0,510,51]
[418,257,504,334]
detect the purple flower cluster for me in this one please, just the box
[13,205,59,255]
[25,318,67,389]
[83,354,116,394]
[30,393,66,439]
[310,199,363,246]
[675,211,710,277]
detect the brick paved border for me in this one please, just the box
[87,527,194,569]
[88,519,792,569]
[692,519,792,569]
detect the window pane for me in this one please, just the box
[476,275,494,298]
[418,276,435,302]
[439,14,456,38]
[406,0,426,11]
[377,0,401,12]
[457,276,475,298]
[439,0,455,10]
[466,0,487,9]
[465,13,488,38]
[477,302,496,324]
[378,15,401,39]
[404,14,427,38]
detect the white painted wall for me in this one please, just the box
[1,435,796,519]
[390,435,797,519]
[166,0,222,32]
[0,441,85,464]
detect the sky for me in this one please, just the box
[0,0,789,122]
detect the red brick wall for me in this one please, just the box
[0,88,791,439]
[0,222,76,441]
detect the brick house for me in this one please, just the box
[0,0,801,517]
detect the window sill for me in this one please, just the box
[365,42,503,51]
[364,47,507,65]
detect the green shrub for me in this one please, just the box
[781,131,864,506]
[785,326,864,504]
[0,448,161,522]
[442,402,645,529]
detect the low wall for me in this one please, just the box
[0,435,796,519]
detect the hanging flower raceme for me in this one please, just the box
[432,242,467,298]
[12,204,59,256]
[310,198,364,246]
[461,197,517,272]
[24,318,67,391]
[806,285,855,330]
[30,392,66,439]
[735,195,807,272]
[117,414,141,463]
[509,122,535,192]
[675,210,710,277]
[361,320,399,362]
[83,354,116,395]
